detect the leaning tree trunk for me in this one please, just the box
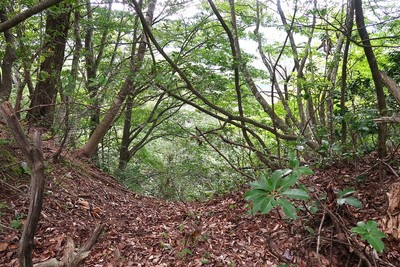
[81,0,157,157]
[354,0,387,157]
[26,3,71,129]
[0,102,45,267]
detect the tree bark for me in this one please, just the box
[0,102,45,267]
[340,0,354,148]
[118,94,135,170]
[380,70,400,105]
[0,7,17,101]
[354,0,387,157]
[26,3,71,129]
[84,0,113,136]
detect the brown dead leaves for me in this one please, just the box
[1,148,400,266]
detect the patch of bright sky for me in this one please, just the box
[110,0,398,101]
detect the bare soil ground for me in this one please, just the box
[1,129,400,266]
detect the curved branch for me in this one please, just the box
[0,0,65,32]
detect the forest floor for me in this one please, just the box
[1,128,400,266]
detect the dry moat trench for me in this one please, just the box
[1,134,400,266]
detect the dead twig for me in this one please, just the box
[34,224,105,267]
[195,127,254,180]
[316,209,326,267]
[322,205,373,267]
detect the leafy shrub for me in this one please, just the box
[244,155,313,219]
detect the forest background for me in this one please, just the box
[2,0,400,265]
[0,0,399,200]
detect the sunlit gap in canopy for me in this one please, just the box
[110,0,202,16]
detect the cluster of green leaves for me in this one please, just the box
[244,156,313,219]
[336,188,362,208]
[10,213,24,230]
[351,220,386,253]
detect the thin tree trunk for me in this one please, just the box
[354,0,387,157]
[119,95,134,170]
[340,0,354,148]
[84,0,113,136]
[118,14,141,170]
[0,7,17,101]
[14,24,36,115]
[81,0,157,157]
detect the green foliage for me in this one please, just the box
[200,257,209,264]
[0,202,9,210]
[0,202,10,218]
[0,139,12,145]
[384,51,400,82]
[336,188,362,208]
[115,120,247,201]
[20,161,31,175]
[351,220,386,253]
[10,213,24,229]
[244,155,313,219]
[178,247,192,258]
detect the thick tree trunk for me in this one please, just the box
[26,4,71,128]
[354,0,387,157]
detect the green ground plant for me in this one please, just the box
[351,220,386,253]
[244,155,313,219]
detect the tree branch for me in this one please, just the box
[0,0,66,32]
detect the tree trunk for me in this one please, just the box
[0,7,17,101]
[354,0,387,157]
[26,3,71,129]
[0,102,45,267]
[118,95,134,170]
[118,15,141,171]
[81,0,157,157]
[340,0,354,148]
[84,0,112,136]
[380,70,400,105]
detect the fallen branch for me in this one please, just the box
[380,71,400,105]
[322,205,373,267]
[34,224,105,267]
[373,116,400,124]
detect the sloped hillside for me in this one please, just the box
[1,126,400,266]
